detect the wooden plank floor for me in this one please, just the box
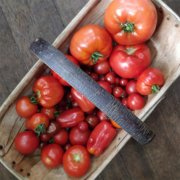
[0,0,180,179]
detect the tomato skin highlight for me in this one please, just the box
[93,60,111,75]
[127,94,145,110]
[126,80,138,95]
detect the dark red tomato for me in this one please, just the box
[115,77,120,85]
[99,75,106,81]
[97,81,112,94]
[25,118,31,130]
[110,84,116,89]
[41,144,64,168]
[85,115,99,129]
[85,108,98,116]
[121,89,128,98]
[97,110,108,122]
[113,87,124,97]
[105,72,115,84]
[122,98,128,108]
[126,80,138,95]
[63,145,91,178]
[46,121,60,137]
[84,69,91,75]
[58,98,67,107]
[93,60,111,74]
[90,72,99,81]
[56,106,65,114]
[77,121,89,132]
[40,133,51,142]
[56,108,85,128]
[16,96,38,118]
[15,131,40,154]
[38,142,47,150]
[40,106,58,120]
[127,94,145,110]
[33,75,64,107]
[63,143,72,151]
[69,126,91,146]
[66,92,74,102]
[109,44,151,78]
[29,113,49,137]
[54,128,69,146]
[136,68,165,95]
[119,78,128,86]
[51,54,79,86]
[72,100,79,108]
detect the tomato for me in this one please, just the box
[72,100,79,108]
[46,121,60,137]
[120,78,128,86]
[63,143,72,151]
[41,144,64,168]
[110,119,121,129]
[85,115,99,129]
[126,80,138,95]
[71,88,95,112]
[90,72,99,81]
[15,131,40,154]
[25,118,31,130]
[29,113,49,137]
[109,44,151,79]
[136,68,165,95]
[93,60,111,74]
[127,94,145,110]
[69,126,91,146]
[33,75,64,107]
[115,77,120,85]
[97,80,112,94]
[40,106,59,120]
[99,75,106,81]
[104,0,157,45]
[66,92,74,102]
[122,98,128,108]
[56,108,85,128]
[87,121,116,156]
[40,133,51,142]
[63,145,91,178]
[97,110,108,122]
[16,96,38,118]
[51,54,79,86]
[113,87,124,98]
[121,89,128,98]
[77,121,89,132]
[38,142,47,150]
[70,24,112,65]
[105,72,115,84]
[54,128,69,146]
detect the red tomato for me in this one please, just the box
[93,60,111,74]
[137,68,165,95]
[54,128,69,146]
[127,94,145,110]
[56,108,85,128]
[63,143,72,151]
[113,87,124,97]
[25,118,31,130]
[105,72,116,84]
[115,77,120,85]
[46,121,60,137]
[126,80,138,95]
[122,98,128,108]
[41,144,64,168]
[77,121,89,132]
[33,75,64,107]
[38,142,47,150]
[90,72,99,82]
[104,0,157,45]
[119,78,128,86]
[71,88,95,112]
[97,110,108,122]
[40,133,51,142]
[15,131,40,154]
[70,24,112,65]
[121,89,128,98]
[72,100,79,108]
[66,92,74,102]
[16,96,38,118]
[85,115,99,129]
[110,44,151,79]
[51,54,79,86]
[69,126,91,146]
[63,145,91,178]
[40,106,58,120]
[97,80,112,94]
[29,113,49,137]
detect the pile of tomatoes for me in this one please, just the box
[14,0,165,178]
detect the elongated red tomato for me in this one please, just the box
[70,24,113,65]
[104,0,157,45]
[137,68,165,95]
[109,44,150,78]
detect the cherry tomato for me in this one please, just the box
[97,81,112,94]
[54,128,69,146]
[41,144,64,168]
[115,77,120,85]
[85,115,99,129]
[120,78,128,86]
[136,68,165,95]
[58,98,66,107]
[97,110,108,122]
[70,24,113,65]
[69,126,91,146]
[93,60,111,74]
[46,121,60,137]
[15,131,40,154]
[105,72,115,84]
[38,142,47,150]
[122,98,128,108]
[72,100,79,108]
[66,92,74,102]
[126,80,138,95]
[127,94,145,110]
[63,145,91,178]
[63,143,72,151]
[40,107,58,120]
[33,75,64,107]
[77,121,89,132]
[121,89,128,98]
[104,0,157,45]
[40,133,51,142]
[99,75,106,81]
[90,72,99,81]
[113,87,124,97]
[16,96,38,118]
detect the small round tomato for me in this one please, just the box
[113,87,124,97]
[105,72,115,84]
[15,131,40,154]
[41,144,64,168]
[127,94,145,110]
[46,121,60,137]
[99,75,106,81]
[40,107,58,120]
[119,78,128,86]
[97,81,112,94]
[115,77,120,85]
[38,142,47,150]
[54,129,69,146]
[66,92,74,102]
[85,115,99,129]
[90,72,99,81]
[122,98,128,108]
[93,60,111,74]
[97,110,108,122]
[16,96,38,118]
[77,121,89,132]
[40,133,51,142]
[126,80,138,95]
[63,145,91,178]
[69,126,91,146]
[72,100,79,108]
[63,143,72,151]
[121,89,128,98]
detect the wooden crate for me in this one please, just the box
[0,0,180,179]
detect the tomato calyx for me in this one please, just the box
[48,137,55,144]
[106,116,110,120]
[53,111,61,117]
[151,85,160,94]
[66,99,72,108]
[124,47,136,55]
[73,154,81,162]
[121,21,134,33]
[30,95,39,105]
[35,123,46,137]
[91,51,104,64]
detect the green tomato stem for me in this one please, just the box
[73,154,81,162]
[121,21,134,33]
[30,96,39,105]
[91,51,104,64]
[53,111,61,117]
[48,137,54,144]
[151,85,160,94]
[34,123,46,137]
[124,47,136,55]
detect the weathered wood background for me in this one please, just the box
[0,0,180,179]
